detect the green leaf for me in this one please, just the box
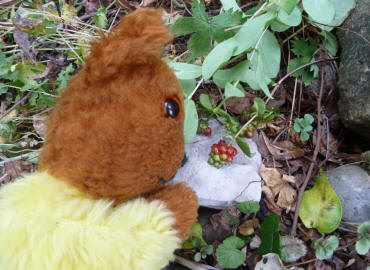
[172,17,203,36]
[288,57,308,77]
[302,0,335,24]
[202,38,237,80]
[358,222,370,235]
[216,236,246,269]
[236,137,254,158]
[234,13,275,55]
[270,20,291,32]
[168,62,202,80]
[192,0,208,22]
[356,238,370,255]
[313,236,339,260]
[314,0,355,31]
[300,131,309,142]
[213,60,250,88]
[252,98,266,118]
[304,113,314,124]
[274,0,299,14]
[299,170,342,234]
[184,99,198,143]
[291,38,317,57]
[225,82,245,98]
[194,252,202,262]
[93,7,108,29]
[277,6,302,27]
[188,30,212,58]
[258,213,282,257]
[56,63,74,94]
[319,31,338,56]
[237,201,260,215]
[201,245,213,255]
[182,222,207,249]
[199,94,213,110]
[179,79,196,98]
[211,10,243,27]
[219,0,242,12]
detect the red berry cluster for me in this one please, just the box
[208,140,237,168]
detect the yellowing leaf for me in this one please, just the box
[299,170,342,234]
[182,222,207,249]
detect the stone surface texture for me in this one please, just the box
[326,165,370,222]
[337,0,370,138]
[172,119,262,209]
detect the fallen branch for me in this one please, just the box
[290,68,325,236]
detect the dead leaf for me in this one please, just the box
[259,132,304,160]
[33,115,47,139]
[210,206,240,231]
[13,16,35,62]
[0,160,34,184]
[262,186,282,215]
[239,218,259,236]
[225,93,255,115]
[259,165,297,212]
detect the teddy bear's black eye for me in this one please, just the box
[165,98,180,118]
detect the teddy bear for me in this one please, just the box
[0,8,198,270]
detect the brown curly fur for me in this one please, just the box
[38,8,198,240]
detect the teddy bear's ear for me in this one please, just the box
[88,8,172,67]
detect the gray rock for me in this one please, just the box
[326,165,370,222]
[337,0,370,138]
[173,119,262,209]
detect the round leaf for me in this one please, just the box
[302,0,335,24]
[277,6,302,27]
[356,238,370,255]
[299,170,342,233]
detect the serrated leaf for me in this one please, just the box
[211,10,243,27]
[291,38,317,57]
[258,213,282,257]
[168,62,202,80]
[199,94,213,110]
[319,31,338,56]
[303,0,335,24]
[216,236,246,269]
[288,57,308,77]
[299,170,342,233]
[236,137,254,158]
[313,236,339,260]
[277,6,302,27]
[93,7,107,29]
[225,82,245,98]
[188,30,212,58]
[172,17,205,36]
[304,113,314,124]
[237,201,260,215]
[300,131,309,142]
[202,38,237,80]
[234,12,275,55]
[192,0,208,22]
[184,99,198,143]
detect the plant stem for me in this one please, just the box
[290,68,325,236]
[282,25,308,44]
[188,78,203,100]
[0,92,32,122]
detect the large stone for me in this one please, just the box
[337,0,370,138]
[173,119,262,209]
[326,165,370,222]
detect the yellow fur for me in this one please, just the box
[0,172,180,270]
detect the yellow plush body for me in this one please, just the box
[0,172,180,270]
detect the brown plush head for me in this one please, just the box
[38,9,185,202]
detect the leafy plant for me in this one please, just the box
[194,245,213,262]
[294,113,314,142]
[312,235,339,260]
[299,170,342,234]
[258,212,282,257]
[182,222,207,249]
[93,7,108,29]
[237,201,260,215]
[356,221,370,255]
[216,235,246,269]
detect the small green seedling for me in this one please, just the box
[356,221,370,255]
[312,235,339,260]
[294,114,314,142]
[194,244,213,262]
